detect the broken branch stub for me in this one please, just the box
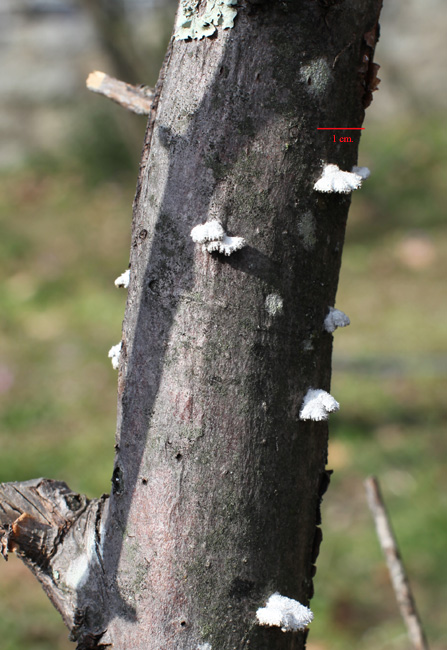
[86,70,154,115]
[0,479,109,644]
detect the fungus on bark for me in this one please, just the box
[256,592,314,632]
[108,341,122,369]
[299,389,340,421]
[190,220,246,256]
[114,269,130,288]
[351,165,371,179]
[324,306,350,333]
[314,163,370,193]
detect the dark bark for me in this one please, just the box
[1,1,383,648]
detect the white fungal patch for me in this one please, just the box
[197,644,212,650]
[265,293,283,316]
[114,269,130,289]
[256,593,314,632]
[300,58,332,96]
[299,388,339,421]
[204,234,245,256]
[175,0,237,41]
[191,220,246,256]
[324,306,350,333]
[351,165,371,179]
[191,220,225,244]
[314,164,364,194]
[108,341,122,370]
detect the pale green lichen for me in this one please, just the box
[175,0,237,41]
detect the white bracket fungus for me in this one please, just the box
[191,220,225,244]
[114,269,130,289]
[108,341,122,370]
[191,219,245,256]
[314,163,370,194]
[175,0,237,41]
[256,593,314,632]
[324,306,350,333]
[299,388,339,421]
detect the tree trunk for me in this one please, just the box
[1,1,383,649]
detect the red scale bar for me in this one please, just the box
[317,127,365,130]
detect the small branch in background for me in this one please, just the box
[86,71,154,115]
[79,0,145,84]
[364,476,430,650]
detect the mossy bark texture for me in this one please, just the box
[0,1,382,648]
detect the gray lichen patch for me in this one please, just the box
[300,58,332,96]
[265,294,283,317]
[297,211,316,250]
[302,339,314,352]
[175,0,237,41]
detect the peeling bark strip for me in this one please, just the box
[1,1,383,649]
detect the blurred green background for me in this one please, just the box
[1,2,446,649]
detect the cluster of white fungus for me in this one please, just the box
[191,220,225,242]
[256,593,314,632]
[114,269,130,289]
[324,306,350,333]
[191,220,246,256]
[108,341,122,370]
[314,163,370,194]
[299,388,339,421]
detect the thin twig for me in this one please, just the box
[364,476,430,650]
[86,70,154,115]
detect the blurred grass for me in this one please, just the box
[0,159,133,495]
[0,119,135,646]
[309,117,447,650]
[0,116,446,648]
